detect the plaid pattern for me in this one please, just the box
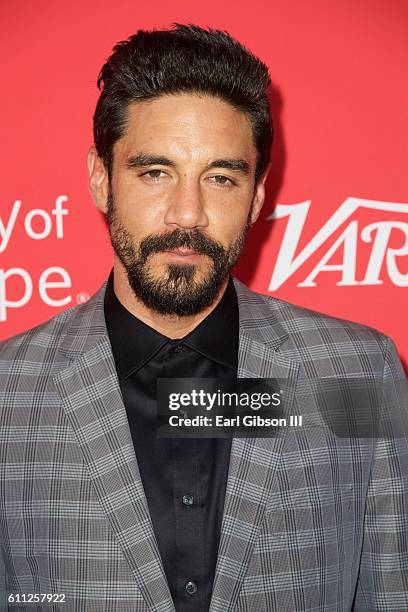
[0,276,407,611]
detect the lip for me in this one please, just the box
[163,248,202,259]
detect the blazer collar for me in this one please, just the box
[58,275,289,361]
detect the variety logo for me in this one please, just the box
[267,197,408,290]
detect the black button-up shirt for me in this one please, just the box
[104,270,238,612]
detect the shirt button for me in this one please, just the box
[185,581,197,595]
[182,494,194,506]
[173,344,183,353]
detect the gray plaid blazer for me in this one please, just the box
[0,276,407,611]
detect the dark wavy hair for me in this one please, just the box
[93,23,273,183]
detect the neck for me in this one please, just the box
[112,263,230,339]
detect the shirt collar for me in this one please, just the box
[104,269,238,381]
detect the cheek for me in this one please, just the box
[112,173,166,228]
[208,204,251,245]
[114,195,167,239]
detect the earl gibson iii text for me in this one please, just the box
[157,378,302,438]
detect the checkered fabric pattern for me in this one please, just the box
[0,276,407,611]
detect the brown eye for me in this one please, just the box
[143,169,165,179]
[210,175,234,185]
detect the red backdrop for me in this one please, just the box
[1,0,407,369]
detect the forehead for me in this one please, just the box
[114,93,256,164]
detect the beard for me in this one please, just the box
[106,189,252,316]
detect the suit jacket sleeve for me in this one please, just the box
[353,337,408,610]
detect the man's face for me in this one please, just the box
[91,93,267,315]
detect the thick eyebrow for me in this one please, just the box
[126,153,250,175]
[207,159,250,175]
[126,154,176,169]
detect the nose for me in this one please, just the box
[164,178,209,230]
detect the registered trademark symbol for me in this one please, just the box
[76,292,90,304]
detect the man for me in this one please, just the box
[0,24,407,612]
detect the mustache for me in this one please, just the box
[139,229,226,260]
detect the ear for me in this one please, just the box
[87,146,109,214]
[249,164,270,225]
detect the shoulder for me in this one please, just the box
[271,296,387,349]
[0,304,80,371]
[232,276,392,361]
[0,277,107,369]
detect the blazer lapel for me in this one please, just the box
[209,278,300,612]
[53,280,175,612]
